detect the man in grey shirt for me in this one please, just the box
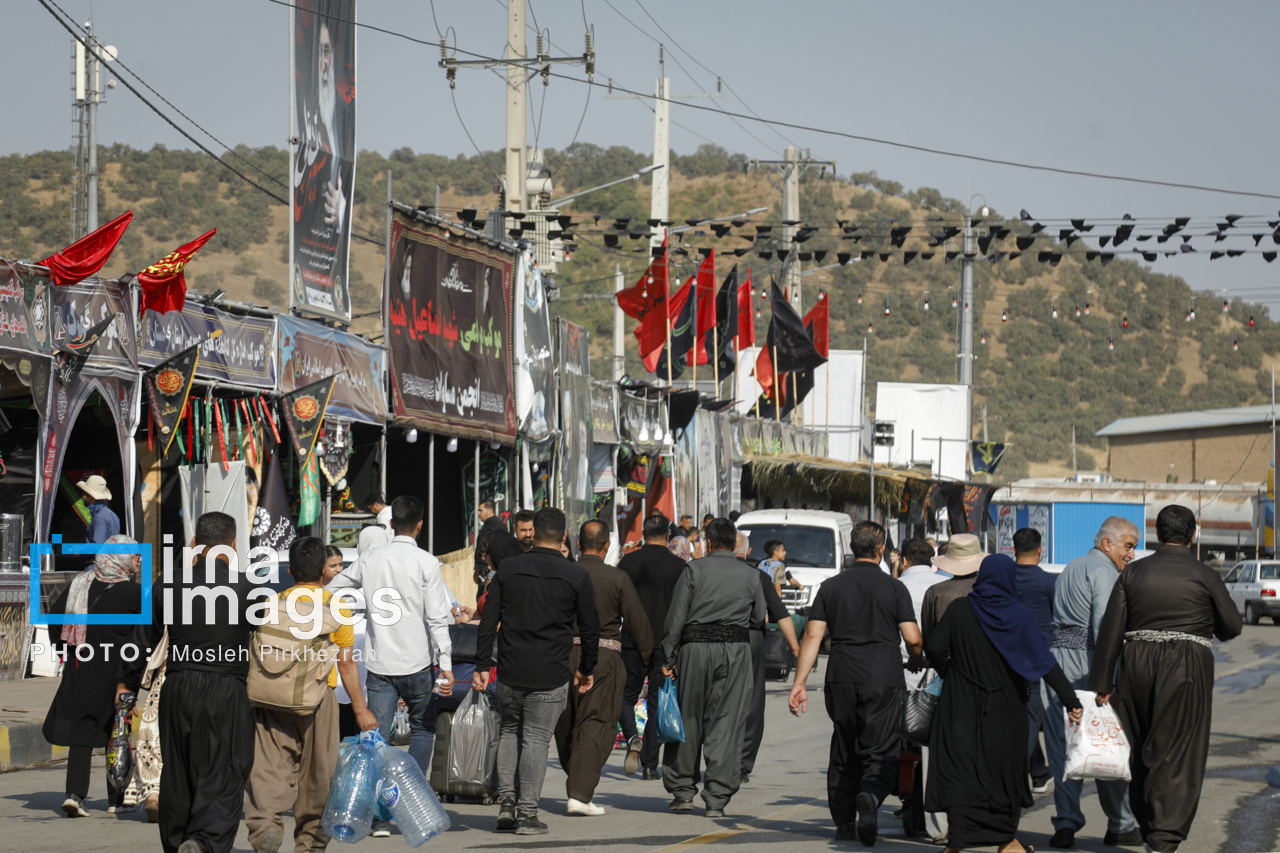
[660,518,765,818]
[1045,517,1140,849]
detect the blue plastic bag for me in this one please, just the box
[656,676,685,744]
[925,676,944,697]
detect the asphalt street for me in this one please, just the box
[1,627,1278,852]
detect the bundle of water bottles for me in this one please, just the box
[322,730,451,846]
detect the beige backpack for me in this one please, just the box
[247,590,343,714]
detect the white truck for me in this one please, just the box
[735,509,854,611]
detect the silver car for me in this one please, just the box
[1222,560,1280,625]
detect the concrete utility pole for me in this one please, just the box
[440,1,593,217]
[606,46,722,252]
[959,195,988,387]
[71,21,116,239]
[750,148,835,316]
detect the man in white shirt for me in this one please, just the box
[895,536,948,846]
[357,494,395,555]
[328,495,454,835]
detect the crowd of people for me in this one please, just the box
[38,497,1241,853]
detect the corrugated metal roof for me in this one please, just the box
[1096,404,1280,437]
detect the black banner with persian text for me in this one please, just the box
[386,213,516,443]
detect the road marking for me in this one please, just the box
[647,801,821,853]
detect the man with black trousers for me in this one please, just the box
[475,507,600,836]
[617,512,688,780]
[554,520,653,815]
[788,521,924,846]
[741,532,800,784]
[1013,527,1057,794]
[121,511,257,853]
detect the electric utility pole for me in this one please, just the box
[607,46,723,252]
[750,147,835,315]
[440,1,593,226]
[70,21,116,240]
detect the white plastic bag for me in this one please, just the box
[448,688,500,788]
[1064,690,1131,782]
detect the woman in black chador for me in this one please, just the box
[926,554,1083,852]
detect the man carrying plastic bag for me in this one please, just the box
[1064,691,1130,783]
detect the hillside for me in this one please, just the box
[1,142,1275,481]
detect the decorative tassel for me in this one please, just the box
[259,395,282,444]
[233,398,244,461]
[240,398,258,466]
[214,399,229,472]
[148,405,153,452]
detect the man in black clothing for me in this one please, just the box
[120,511,258,853]
[617,513,688,779]
[789,521,924,846]
[475,507,599,836]
[1013,527,1057,793]
[741,532,801,783]
[473,499,507,593]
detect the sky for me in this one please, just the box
[7,0,1280,310]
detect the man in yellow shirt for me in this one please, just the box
[245,537,377,853]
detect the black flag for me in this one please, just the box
[779,316,820,419]
[767,283,827,374]
[251,443,297,552]
[54,314,117,386]
[281,375,338,461]
[704,265,740,375]
[144,332,218,455]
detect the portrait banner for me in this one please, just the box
[514,249,556,441]
[557,319,593,538]
[278,314,386,424]
[290,0,357,321]
[386,213,516,443]
[590,381,620,444]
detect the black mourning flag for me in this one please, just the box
[704,265,740,376]
[281,375,338,461]
[145,335,213,455]
[54,314,117,386]
[251,443,297,553]
[767,282,827,374]
[779,315,820,419]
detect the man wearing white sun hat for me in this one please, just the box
[76,474,120,545]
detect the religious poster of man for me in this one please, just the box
[557,319,592,536]
[386,212,517,443]
[290,0,356,321]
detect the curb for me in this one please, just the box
[0,722,70,773]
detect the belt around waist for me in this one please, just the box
[681,623,750,644]
[1051,625,1093,651]
[573,637,622,652]
[1124,629,1212,649]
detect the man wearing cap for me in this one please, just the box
[919,533,985,639]
[1045,518,1140,849]
[77,475,120,544]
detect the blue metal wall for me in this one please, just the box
[1050,502,1146,563]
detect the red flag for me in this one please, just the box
[137,228,217,314]
[689,251,717,364]
[754,345,785,406]
[40,209,133,286]
[736,267,755,349]
[620,244,672,369]
[646,276,691,373]
[803,292,830,358]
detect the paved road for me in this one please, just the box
[1,628,1278,852]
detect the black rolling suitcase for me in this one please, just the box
[763,629,795,679]
[430,708,499,804]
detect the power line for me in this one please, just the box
[451,88,505,185]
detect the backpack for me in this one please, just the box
[247,590,343,714]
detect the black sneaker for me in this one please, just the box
[61,794,88,818]
[1104,828,1144,846]
[515,815,548,835]
[1032,774,1052,794]
[669,798,695,812]
[496,801,517,832]
[854,793,878,846]
[1051,828,1076,848]
[642,767,662,781]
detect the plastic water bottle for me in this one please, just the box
[323,732,381,842]
[375,740,451,846]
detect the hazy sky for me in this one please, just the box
[8,1,1280,309]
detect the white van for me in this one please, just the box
[736,509,854,611]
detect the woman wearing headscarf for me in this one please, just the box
[926,554,1084,852]
[42,533,142,817]
[667,535,693,562]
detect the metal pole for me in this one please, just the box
[474,441,481,546]
[869,453,876,524]
[959,213,975,386]
[650,50,670,253]
[782,146,801,308]
[428,433,436,552]
[613,264,625,381]
[86,21,98,232]
[505,0,527,215]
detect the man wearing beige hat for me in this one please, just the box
[919,533,985,638]
[76,474,120,545]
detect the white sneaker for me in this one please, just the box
[62,795,89,817]
[567,798,605,816]
[370,820,392,837]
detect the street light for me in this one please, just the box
[550,163,664,208]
